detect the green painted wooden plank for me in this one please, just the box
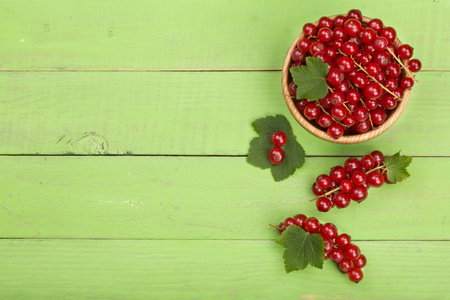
[0,239,448,299]
[0,71,448,155]
[1,156,448,240]
[0,0,447,70]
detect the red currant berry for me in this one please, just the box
[277,222,286,234]
[298,38,311,52]
[316,197,332,212]
[332,39,344,51]
[323,237,334,254]
[364,99,379,111]
[284,217,296,227]
[289,81,298,96]
[327,67,345,86]
[312,182,325,196]
[347,9,362,22]
[303,217,320,233]
[384,78,398,91]
[360,27,376,44]
[342,41,359,56]
[371,150,384,165]
[366,62,381,77]
[352,72,369,89]
[335,80,350,94]
[310,41,326,55]
[325,47,337,60]
[319,94,333,109]
[371,107,387,126]
[317,113,333,128]
[295,99,307,112]
[351,170,367,186]
[367,18,383,34]
[333,192,351,208]
[343,114,356,127]
[372,36,388,52]
[344,158,362,174]
[339,179,353,193]
[373,51,391,68]
[317,27,333,42]
[353,254,367,268]
[333,27,346,40]
[330,91,345,106]
[334,15,347,28]
[343,19,362,37]
[304,103,321,120]
[374,69,386,83]
[318,16,334,29]
[327,123,345,139]
[364,82,383,100]
[346,89,361,104]
[408,59,422,72]
[303,23,317,37]
[348,268,364,283]
[293,214,307,228]
[339,258,353,273]
[386,62,401,78]
[360,155,375,170]
[364,43,376,56]
[344,244,361,261]
[336,56,355,73]
[314,52,329,64]
[353,106,369,122]
[330,165,346,182]
[331,105,348,121]
[349,185,368,202]
[269,147,285,165]
[354,120,371,134]
[367,170,384,187]
[291,48,305,63]
[381,26,397,43]
[398,44,413,59]
[335,233,352,249]
[271,131,287,147]
[393,87,404,98]
[380,94,397,110]
[330,248,345,263]
[400,77,414,89]
[316,174,332,190]
[319,223,338,239]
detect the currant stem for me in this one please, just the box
[338,51,401,100]
[386,47,419,83]
[269,224,283,231]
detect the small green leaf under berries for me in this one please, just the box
[290,57,329,101]
[247,115,305,181]
[276,225,324,272]
[383,152,412,183]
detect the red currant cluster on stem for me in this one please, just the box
[277,214,365,283]
[289,9,422,139]
[268,131,287,164]
[312,150,388,212]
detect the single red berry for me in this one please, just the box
[335,80,350,94]
[291,48,305,63]
[327,123,345,139]
[335,233,352,249]
[327,67,345,86]
[373,51,391,68]
[333,192,351,208]
[339,258,353,273]
[349,186,368,202]
[353,254,367,268]
[365,99,379,111]
[354,120,371,134]
[333,27,346,40]
[345,89,361,104]
[330,91,345,106]
[303,23,317,37]
[303,217,320,233]
[317,113,333,128]
[340,179,353,193]
[293,214,307,228]
[310,41,326,55]
[400,77,414,89]
[317,27,333,42]
[343,114,356,127]
[304,103,321,120]
[380,94,398,110]
[269,147,285,165]
[386,62,401,78]
[323,237,334,254]
[277,222,286,234]
[348,268,364,283]
[371,150,384,165]
[342,41,359,56]
[367,170,384,188]
[366,62,381,77]
[343,19,362,37]
[284,217,297,227]
[325,47,337,60]
[329,165,346,182]
[393,87,404,98]
[371,107,388,126]
[408,59,422,72]
[352,72,369,89]
[298,38,311,52]
[351,170,367,186]
[372,36,388,52]
[312,182,325,196]
[361,155,376,170]
[330,248,345,263]
[360,27,376,44]
[316,174,332,190]
[367,18,383,34]
[344,244,361,261]
[319,94,333,109]
[381,26,397,43]
[316,197,332,212]
[347,9,362,21]
[271,131,287,147]
[344,158,362,174]
[289,81,298,96]
[318,16,334,29]
[334,15,347,28]
[319,223,338,239]
[363,82,383,100]
[353,106,369,122]
[331,105,347,121]
[398,44,413,59]
[336,56,355,73]
[384,78,398,91]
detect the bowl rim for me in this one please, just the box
[282,15,412,144]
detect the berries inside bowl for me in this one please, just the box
[282,9,421,143]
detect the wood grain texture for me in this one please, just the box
[1,156,448,240]
[0,239,448,299]
[0,71,448,155]
[0,0,447,70]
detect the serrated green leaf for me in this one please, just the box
[271,139,305,182]
[276,225,324,272]
[290,57,329,101]
[383,152,412,183]
[247,115,306,181]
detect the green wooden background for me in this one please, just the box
[0,0,449,299]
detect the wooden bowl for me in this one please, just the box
[282,15,412,144]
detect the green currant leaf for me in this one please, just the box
[290,57,329,101]
[276,225,324,272]
[246,115,305,181]
[383,152,412,183]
